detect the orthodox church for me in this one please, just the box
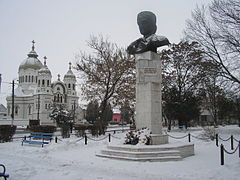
[6,41,79,125]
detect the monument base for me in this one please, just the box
[150,134,169,145]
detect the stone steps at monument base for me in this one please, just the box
[101,149,181,158]
[107,145,183,152]
[97,144,194,161]
[96,153,182,162]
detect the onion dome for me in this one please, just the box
[19,40,43,70]
[64,62,76,79]
[38,56,51,75]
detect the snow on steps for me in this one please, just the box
[96,153,182,162]
[96,143,194,162]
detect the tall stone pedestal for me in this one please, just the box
[135,51,168,145]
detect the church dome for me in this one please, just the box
[38,56,51,75]
[19,41,43,71]
[64,62,76,79]
[19,57,43,70]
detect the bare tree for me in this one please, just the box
[161,41,208,128]
[185,0,240,86]
[161,41,208,93]
[75,35,135,134]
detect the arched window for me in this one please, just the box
[45,104,48,109]
[28,76,31,82]
[38,80,40,86]
[57,87,60,91]
[73,84,75,90]
[35,76,38,83]
[28,105,31,115]
[7,106,10,115]
[25,76,28,82]
[32,76,34,82]
[42,80,45,86]
[54,96,56,102]
[57,94,60,102]
[48,104,51,109]
[68,84,71,89]
[15,106,19,115]
[47,80,50,87]
[60,96,63,103]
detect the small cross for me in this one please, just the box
[57,74,60,81]
[44,56,47,65]
[69,62,72,70]
[32,40,35,51]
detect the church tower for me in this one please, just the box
[34,56,53,125]
[63,62,78,110]
[36,56,52,94]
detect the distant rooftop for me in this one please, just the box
[0,104,7,114]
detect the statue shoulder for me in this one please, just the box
[147,34,168,42]
[147,34,170,47]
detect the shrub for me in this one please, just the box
[0,125,17,143]
[74,124,93,137]
[124,128,151,145]
[29,125,56,133]
[200,126,216,141]
[90,124,99,136]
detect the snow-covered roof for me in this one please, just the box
[0,104,7,114]
[13,86,34,97]
[113,108,121,114]
[19,57,43,70]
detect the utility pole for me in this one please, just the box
[11,80,14,126]
[0,74,2,93]
[37,94,40,122]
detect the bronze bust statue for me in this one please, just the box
[127,11,170,55]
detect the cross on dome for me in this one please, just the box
[44,56,47,66]
[69,62,72,70]
[32,40,35,51]
[57,74,60,81]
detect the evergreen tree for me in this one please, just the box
[86,100,99,124]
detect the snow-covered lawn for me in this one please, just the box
[0,125,239,180]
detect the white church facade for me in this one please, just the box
[5,41,79,126]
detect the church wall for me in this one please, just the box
[6,95,35,125]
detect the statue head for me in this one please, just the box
[137,11,157,38]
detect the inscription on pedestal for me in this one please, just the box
[138,67,160,83]
[144,67,157,75]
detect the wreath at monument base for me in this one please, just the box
[124,128,151,145]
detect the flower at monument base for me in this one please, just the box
[124,128,151,145]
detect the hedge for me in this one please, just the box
[0,125,17,143]
[29,125,56,133]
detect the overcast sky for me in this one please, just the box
[0,0,211,106]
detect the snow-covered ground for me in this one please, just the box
[0,125,239,180]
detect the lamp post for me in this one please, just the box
[73,100,76,124]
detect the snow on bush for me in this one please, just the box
[200,126,216,141]
[124,128,151,145]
